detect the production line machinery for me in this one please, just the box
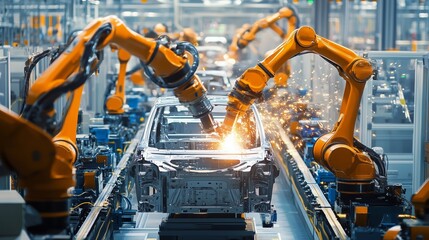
[69,47,151,237]
[0,16,428,240]
[371,64,413,124]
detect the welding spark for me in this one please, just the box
[220,131,242,151]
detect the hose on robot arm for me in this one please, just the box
[20,49,53,115]
[22,24,110,136]
[20,30,84,115]
[140,36,200,88]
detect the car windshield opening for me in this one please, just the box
[148,104,260,150]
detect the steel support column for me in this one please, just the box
[314,0,329,38]
[0,46,10,190]
[340,0,349,46]
[376,0,397,50]
[0,46,10,109]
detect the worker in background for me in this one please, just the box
[141,23,200,96]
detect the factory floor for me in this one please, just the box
[114,169,312,240]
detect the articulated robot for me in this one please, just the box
[229,5,299,86]
[219,24,376,194]
[103,46,149,131]
[219,26,416,238]
[171,28,199,46]
[228,23,251,61]
[0,15,216,234]
[105,46,132,115]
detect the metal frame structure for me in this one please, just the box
[0,46,11,190]
[360,51,429,197]
[314,0,329,38]
[134,96,278,214]
[0,47,11,109]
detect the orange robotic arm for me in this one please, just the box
[129,68,145,86]
[177,28,199,46]
[10,15,215,233]
[384,179,429,240]
[228,24,251,61]
[235,6,299,49]
[220,26,376,192]
[231,5,299,87]
[23,16,212,125]
[106,46,131,114]
[0,105,56,195]
[165,28,198,46]
[411,179,429,221]
[23,15,216,132]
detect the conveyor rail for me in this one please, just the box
[75,128,144,239]
[271,122,348,240]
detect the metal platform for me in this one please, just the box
[114,169,312,240]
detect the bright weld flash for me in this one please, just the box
[220,132,242,151]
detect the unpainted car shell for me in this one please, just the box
[131,96,279,214]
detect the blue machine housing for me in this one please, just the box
[90,126,110,145]
[314,167,336,185]
[125,90,150,126]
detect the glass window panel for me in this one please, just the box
[149,103,261,150]
[371,129,413,154]
[396,1,429,51]
[370,58,416,123]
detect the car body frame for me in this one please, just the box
[132,96,278,214]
